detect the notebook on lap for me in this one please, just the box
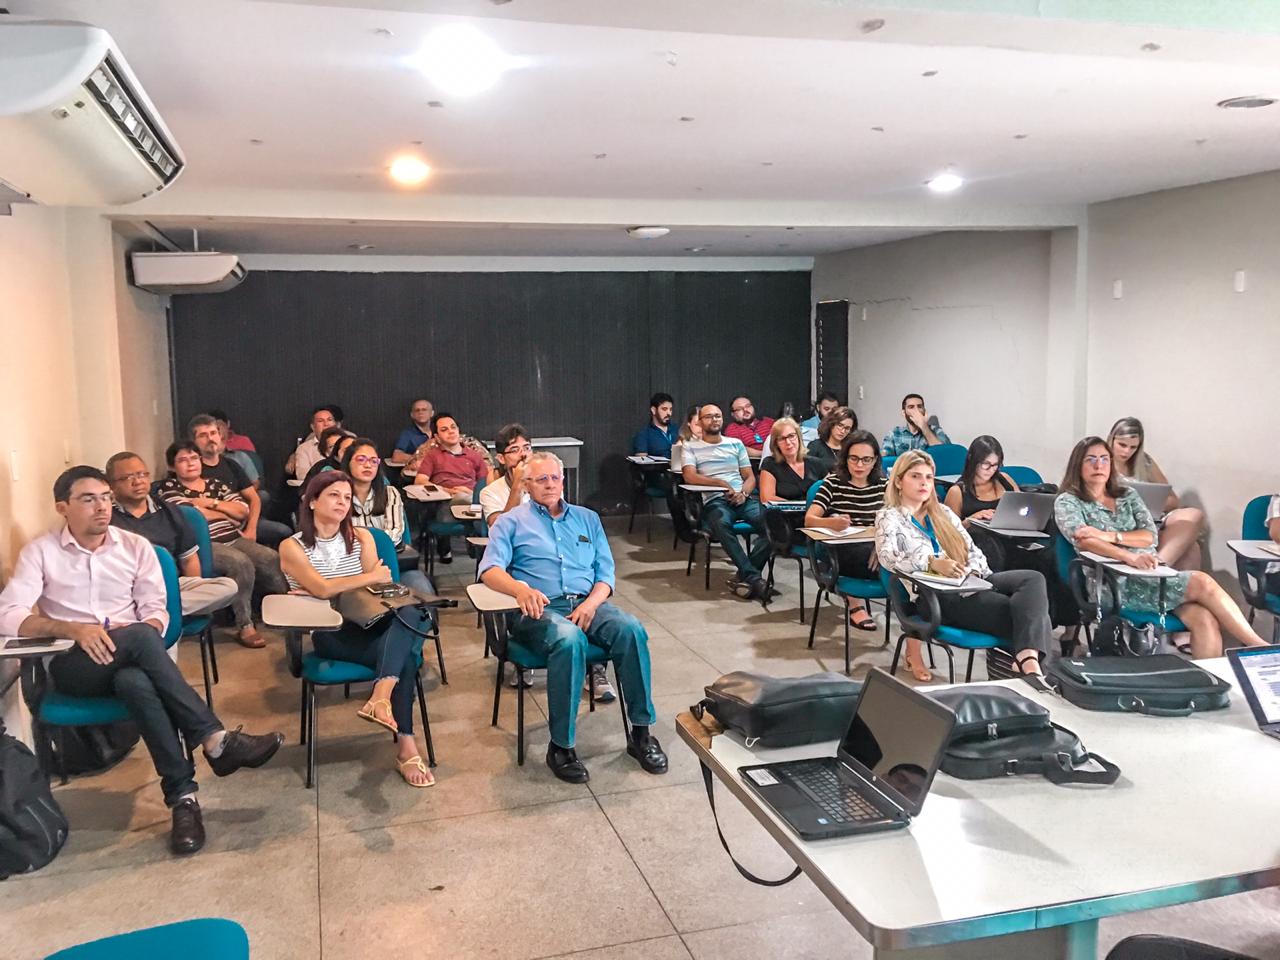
[1228,646,1280,742]
[738,669,956,840]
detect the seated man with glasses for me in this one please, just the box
[479,452,666,783]
[0,466,285,856]
[106,451,238,629]
[480,424,534,526]
[722,394,774,456]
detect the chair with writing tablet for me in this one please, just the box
[880,568,1009,684]
[1234,495,1280,642]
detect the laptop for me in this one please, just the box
[1227,646,1280,741]
[972,492,1055,538]
[1124,480,1172,523]
[738,669,957,840]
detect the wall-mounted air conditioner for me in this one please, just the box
[0,20,185,206]
[131,252,245,295]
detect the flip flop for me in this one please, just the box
[397,755,435,788]
[356,699,398,736]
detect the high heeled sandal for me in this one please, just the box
[903,649,933,683]
[397,755,435,788]
[1015,652,1056,693]
[357,699,398,735]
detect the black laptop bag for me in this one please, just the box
[0,722,69,879]
[929,686,1119,785]
[1049,655,1231,715]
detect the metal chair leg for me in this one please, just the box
[889,634,907,676]
[207,632,219,684]
[942,645,956,684]
[199,630,214,708]
[797,559,806,624]
[55,726,68,785]
[434,633,448,685]
[299,680,309,744]
[843,604,851,676]
[686,540,695,577]
[416,675,436,767]
[965,651,976,683]
[807,589,824,649]
[882,603,891,648]
[516,671,526,766]
[614,664,630,741]
[491,655,505,726]
[305,681,317,789]
[343,683,350,700]
[704,539,712,591]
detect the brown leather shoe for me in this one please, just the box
[236,626,266,648]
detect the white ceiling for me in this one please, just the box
[10,0,1280,256]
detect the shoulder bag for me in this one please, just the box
[1049,654,1230,715]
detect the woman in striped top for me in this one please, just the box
[803,430,887,632]
[279,472,437,788]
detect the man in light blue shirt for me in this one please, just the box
[479,452,665,783]
[681,404,771,601]
[800,391,841,432]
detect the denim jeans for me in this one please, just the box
[701,495,770,580]
[510,599,656,749]
[49,622,222,806]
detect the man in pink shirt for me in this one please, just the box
[414,412,489,563]
[0,466,285,857]
[723,395,774,455]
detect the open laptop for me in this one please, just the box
[1228,646,1280,741]
[971,492,1055,538]
[1124,480,1172,523]
[738,669,956,840]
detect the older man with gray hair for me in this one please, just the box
[479,451,666,783]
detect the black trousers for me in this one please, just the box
[935,569,1052,656]
[834,541,877,579]
[49,623,221,806]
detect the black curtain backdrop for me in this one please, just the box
[170,269,812,512]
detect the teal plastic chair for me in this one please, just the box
[926,443,968,477]
[763,481,821,622]
[880,568,1009,683]
[628,461,671,542]
[290,527,436,788]
[1003,465,1044,487]
[177,505,221,708]
[806,525,890,675]
[45,918,248,959]
[425,477,485,577]
[1237,495,1280,641]
[675,485,758,592]
[371,525,446,684]
[35,546,184,784]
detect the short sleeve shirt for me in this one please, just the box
[683,438,750,501]
[202,456,251,492]
[156,475,245,543]
[420,446,489,490]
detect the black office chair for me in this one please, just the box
[1106,935,1259,960]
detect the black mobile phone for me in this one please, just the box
[4,636,59,649]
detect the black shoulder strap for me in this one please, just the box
[699,762,801,887]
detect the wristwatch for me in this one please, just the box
[1113,530,1122,545]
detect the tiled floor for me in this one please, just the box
[6,519,1280,959]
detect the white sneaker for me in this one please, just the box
[585,663,616,703]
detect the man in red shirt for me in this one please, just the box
[722,395,774,455]
[414,412,489,563]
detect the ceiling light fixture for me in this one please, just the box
[1217,95,1276,109]
[627,226,670,239]
[860,18,885,33]
[678,116,695,122]
[1140,42,1161,52]
[926,171,964,193]
[347,243,375,251]
[389,154,431,186]
[685,246,705,252]
[410,24,516,96]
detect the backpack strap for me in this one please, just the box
[699,763,801,887]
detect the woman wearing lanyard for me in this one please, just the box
[876,450,1052,687]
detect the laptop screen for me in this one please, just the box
[838,670,956,816]
[1235,648,1280,724]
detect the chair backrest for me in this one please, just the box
[926,443,968,477]
[805,479,823,506]
[152,546,184,648]
[45,917,249,960]
[245,450,266,480]
[225,449,259,485]
[177,504,215,579]
[1243,495,1273,540]
[1003,465,1043,487]
[367,526,401,581]
[1052,529,1076,583]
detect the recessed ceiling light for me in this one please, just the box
[410,24,515,97]
[685,246,705,252]
[389,154,431,185]
[347,243,375,251]
[1140,42,1161,52]
[921,70,938,77]
[926,171,964,193]
[427,100,444,108]
[871,126,885,133]
[627,226,670,239]
[678,116,695,122]
[1217,95,1276,109]
[1013,133,1029,140]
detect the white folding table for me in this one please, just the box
[680,659,1280,959]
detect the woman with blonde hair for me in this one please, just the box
[759,418,823,504]
[876,450,1052,687]
[1106,417,1204,571]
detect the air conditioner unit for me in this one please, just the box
[0,20,185,206]
[131,252,246,295]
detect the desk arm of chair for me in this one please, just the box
[285,630,304,679]
[1235,554,1268,608]
[889,572,941,640]
[1067,557,1100,619]
[805,540,838,591]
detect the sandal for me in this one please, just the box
[357,699,398,736]
[847,607,877,632]
[397,755,435,788]
[1015,652,1056,693]
[1175,642,1193,657]
[903,649,933,683]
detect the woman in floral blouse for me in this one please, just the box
[1054,436,1267,659]
[876,450,1052,687]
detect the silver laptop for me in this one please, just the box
[1228,646,1280,742]
[1124,480,1172,522]
[973,492,1055,538]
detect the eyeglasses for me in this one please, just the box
[702,414,723,421]
[832,422,853,433]
[173,456,202,467]
[731,406,750,414]
[114,470,150,482]
[778,434,799,444]
[73,493,114,506]
[529,473,563,485]
[1084,455,1111,466]
[503,443,532,455]
[352,455,381,466]
[847,455,876,466]
[978,460,1001,471]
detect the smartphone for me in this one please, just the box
[4,636,60,649]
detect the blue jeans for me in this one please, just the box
[254,519,293,549]
[509,598,656,749]
[702,496,770,580]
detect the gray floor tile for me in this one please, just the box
[683,911,869,960]
[540,935,693,959]
[318,798,673,959]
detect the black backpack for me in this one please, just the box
[0,724,68,879]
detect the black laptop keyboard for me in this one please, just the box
[784,761,884,823]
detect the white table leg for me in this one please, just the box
[872,919,1097,960]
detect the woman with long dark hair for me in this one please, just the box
[279,472,437,787]
[806,406,857,476]
[943,435,1019,524]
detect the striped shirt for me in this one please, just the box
[284,531,364,590]
[351,483,406,547]
[811,477,886,527]
[155,475,244,543]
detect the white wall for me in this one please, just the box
[1086,170,1280,573]
[112,232,174,467]
[811,231,1069,473]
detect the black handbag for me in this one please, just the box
[1049,655,1231,716]
[1090,614,1159,657]
[928,686,1120,785]
[691,671,863,748]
